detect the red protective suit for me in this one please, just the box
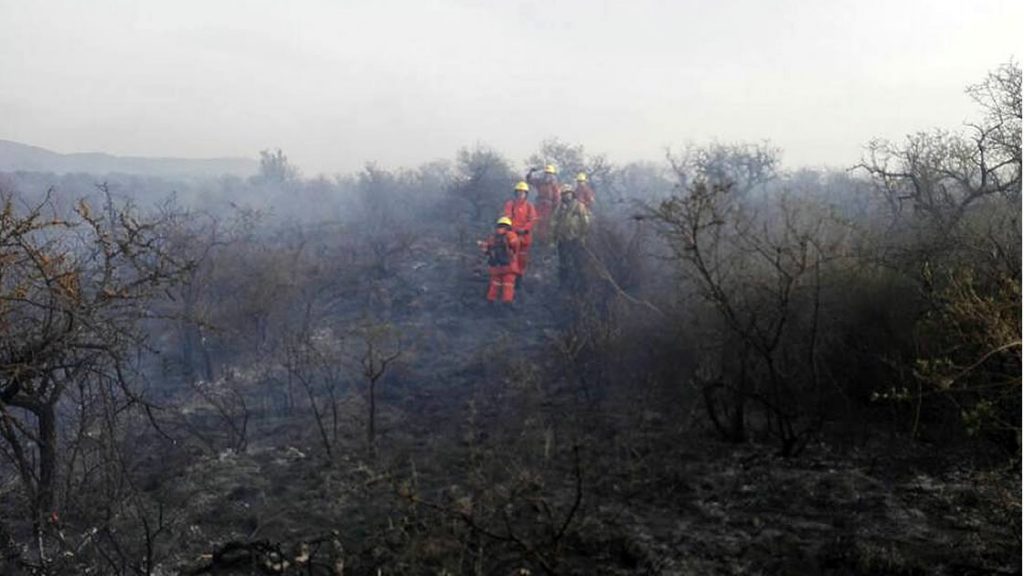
[502,198,537,274]
[482,229,520,303]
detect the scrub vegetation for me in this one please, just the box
[0,62,1019,575]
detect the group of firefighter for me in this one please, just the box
[479,164,595,305]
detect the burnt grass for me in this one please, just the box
[75,235,1024,574]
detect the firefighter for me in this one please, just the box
[550,185,591,289]
[502,181,537,279]
[478,216,521,304]
[574,172,595,211]
[525,164,560,242]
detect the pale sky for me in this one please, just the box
[1,0,1019,175]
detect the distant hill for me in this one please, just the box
[0,139,257,178]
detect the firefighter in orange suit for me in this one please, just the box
[478,217,521,304]
[502,181,537,277]
[525,164,560,242]
[574,172,595,211]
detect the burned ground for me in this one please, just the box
[1,66,1021,573]
[26,233,1006,576]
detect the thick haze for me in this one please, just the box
[1,0,1019,175]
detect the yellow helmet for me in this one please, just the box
[576,172,587,182]
[496,216,513,227]
[544,164,557,174]
[514,181,530,192]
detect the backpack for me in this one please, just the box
[487,233,512,267]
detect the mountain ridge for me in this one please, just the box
[0,139,258,178]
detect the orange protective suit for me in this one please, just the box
[526,171,560,242]
[575,182,595,211]
[482,229,520,303]
[502,198,537,274]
